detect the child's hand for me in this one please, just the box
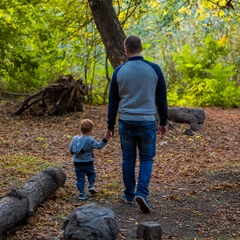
[105,129,114,139]
[104,132,110,140]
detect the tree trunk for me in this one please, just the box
[88,0,126,69]
[0,166,66,236]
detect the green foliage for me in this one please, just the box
[170,34,239,107]
[0,0,57,92]
[0,0,239,107]
[0,0,96,93]
[202,64,239,107]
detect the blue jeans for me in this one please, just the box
[74,164,96,193]
[118,119,156,201]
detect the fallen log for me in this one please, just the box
[0,166,66,236]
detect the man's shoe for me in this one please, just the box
[135,196,151,213]
[121,194,134,204]
[89,187,98,194]
[79,193,90,200]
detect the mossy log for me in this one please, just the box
[0,166,66,236]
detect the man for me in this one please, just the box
[106,35,168,213]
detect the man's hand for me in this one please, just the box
[157,125,167,138]
[105,129,114,139]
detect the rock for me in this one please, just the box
[190,123,201,131]
[160,141,167,146]
[63,203,119,240]
[136,221,162,240]
[184,128,194,136]
[168,107,205,124]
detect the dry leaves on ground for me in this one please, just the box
[0,101,239,240]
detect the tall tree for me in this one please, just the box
[88,0,126,68]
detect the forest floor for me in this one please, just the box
[0,101,239,240]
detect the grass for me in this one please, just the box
[0,154,58,194]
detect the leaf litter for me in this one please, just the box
[0,102,239,240]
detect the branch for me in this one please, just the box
[0,91,29,97]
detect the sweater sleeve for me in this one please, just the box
[90,138,108,149]
[155,65,168,126]
[69,136,78,154]
[107,67,120,130]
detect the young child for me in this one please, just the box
[69,119,108,200]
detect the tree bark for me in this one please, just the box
[88,0,126,69]
[0,166,66,236]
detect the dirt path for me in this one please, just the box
[0,102,239,239]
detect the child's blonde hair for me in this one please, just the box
[80,119,94,134]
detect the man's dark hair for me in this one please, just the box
[124,35,142,54]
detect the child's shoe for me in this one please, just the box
[79,193,90,200]
[121,194,134,204]
[89,187,98,194]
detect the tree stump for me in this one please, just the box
[136,221,162,240]
[0,166,66,236]
[12,74,88,116]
